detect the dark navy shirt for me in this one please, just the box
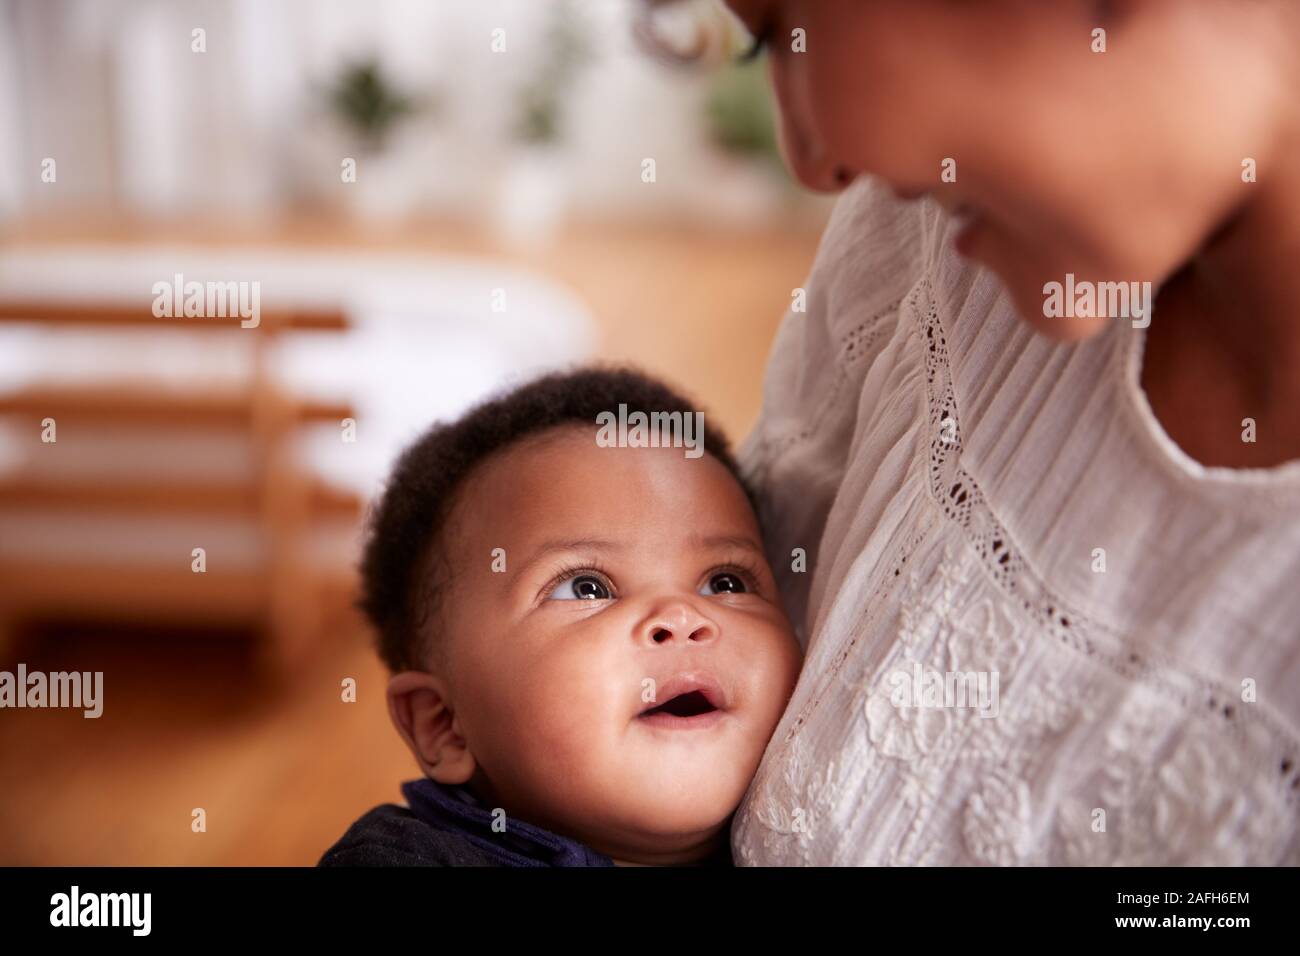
[318,778,734,867]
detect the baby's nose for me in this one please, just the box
[639,601,719,646]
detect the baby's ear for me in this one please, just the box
[386,671,477,785]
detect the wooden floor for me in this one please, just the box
[0,213,826,864]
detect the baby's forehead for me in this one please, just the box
[444,427,758,557]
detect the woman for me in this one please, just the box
[645,0,1300,864]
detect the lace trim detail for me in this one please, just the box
[733,516,936,867]
[758,297,907,466]
[915,278,1300,791]
[748,523,1300,866]
[778,513,936,749]
[742,295,910,609]
[734,276,1300,866]
[838,294,904,373]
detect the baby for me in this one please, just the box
[320,367,803,866]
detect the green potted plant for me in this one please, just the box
[326,58,432,222]
[328,58,418,153]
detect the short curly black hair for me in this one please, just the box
[359,365,751,674]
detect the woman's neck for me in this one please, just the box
[1141,115,1300,469]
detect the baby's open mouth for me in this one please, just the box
[635,675,729,729]
[639,690,718,719]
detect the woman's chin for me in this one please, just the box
[974,239,1118,343]
[1008,283,1112,343]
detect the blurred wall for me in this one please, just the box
[0,0,810,229]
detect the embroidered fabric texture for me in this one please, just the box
[731,178,1300,866]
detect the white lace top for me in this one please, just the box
[731,177,1300,866]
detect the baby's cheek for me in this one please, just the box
[737,621,804,744]
[510,688,639,831]
[517,658,622,774]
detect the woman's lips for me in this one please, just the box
[891,184,929,201]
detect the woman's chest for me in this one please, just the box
[733,486,1300,866]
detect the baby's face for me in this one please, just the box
[434,425,802,863]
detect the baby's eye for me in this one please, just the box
[700,572,748,596]
[550,573,612,601]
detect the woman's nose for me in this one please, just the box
[777,114,855,192]
[639,600,719,645]
[769,56,857,193]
